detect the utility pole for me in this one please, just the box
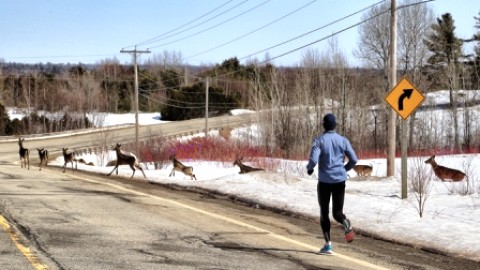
[205,77,209,137]
[120,46,150,156]
[387,0,397,177]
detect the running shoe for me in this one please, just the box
[319,243,333,255]
[343,219,355,242]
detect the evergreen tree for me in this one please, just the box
[161,82,240,121]
[160,69,182,89]
[424,13,463,90]
[424,13,464,150]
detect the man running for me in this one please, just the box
[306,113,358,255]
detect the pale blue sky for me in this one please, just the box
[1,0,478,66]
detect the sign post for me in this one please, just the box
[385,77,425,199]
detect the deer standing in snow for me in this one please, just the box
[107,143,146,179]
[425,155,465,182]
[37,148,49,171]
[62,148,77,173]
[233,157,264,174]
[353,164,373,176]
[18,138,30,169]
[169,154,197,180]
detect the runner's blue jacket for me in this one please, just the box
[306,131,358,183]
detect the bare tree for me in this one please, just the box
[20,74,32,132]
[408,156,432,218]
[270,67,296,157]
[459,156,475,196]
[289,46,335,157]
[355,1,390,88]
[398,0,434,74]
[146,50,185,86]
[319,38,349,126]
[94,128,114,167]
[299,48,324,134]
[97,57,121,113]
[262,66,279,156]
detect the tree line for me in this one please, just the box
[1,0,480,159]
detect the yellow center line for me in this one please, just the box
[67,173,392,270]
[0,215,49,270]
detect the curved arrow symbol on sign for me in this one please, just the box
[398,89,413,111]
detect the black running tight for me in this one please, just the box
[317,181,347,242]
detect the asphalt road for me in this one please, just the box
[1,164,392,270]
[1,116,479,269]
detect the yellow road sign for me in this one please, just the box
[385,77,424,120]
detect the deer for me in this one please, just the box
[169,154,197,180]
[353,164,373,176]
[107,143,146,179]
[233,157,264,174]
[424,155,466,182]
[18,138,30,169]
[62,148,77,173]
[77,158,94,166]
[37,148,49,171]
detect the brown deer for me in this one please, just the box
[62,148,77,173]
[18,138,30,169]
[169,154,197,180]
[107,143,146,179]
[37,148,49,171]
[425,155,466,182]
[233,157,264,174]
[353,164,373,176]
[77,158,94,166]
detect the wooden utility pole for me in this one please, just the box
[205,77,209,137]
[120,47,151,156]
[387,0,397,177]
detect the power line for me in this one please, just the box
[142,85,239,97]
[201,0,390,79]
[135,1,385,88]
[137,66,243,96]
[247,0,436,67]
[122,0,430,95]
[129,0,239,48]
[8,1,382,67]
[263,14,388,64]
[124,0,391,98]
[144,0,385,67]
[130,0,250,49]
[183,0,318,62]
[148,0,272,50]
[140,92,238,109]
[262,0,435,65]
[237,0,387,62]
[233,0,432,73]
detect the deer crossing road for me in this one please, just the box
[1,115,479,269]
